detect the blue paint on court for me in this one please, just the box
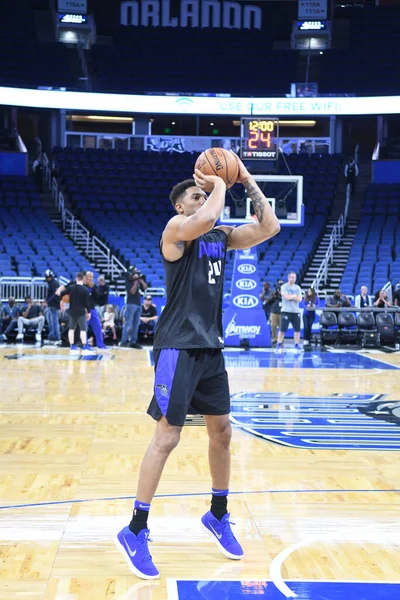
[175,580,400,599]
[149,349,399,370]
[230,392,400,450]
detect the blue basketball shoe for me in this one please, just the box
[115,527,159,579]
[201,511,244,560]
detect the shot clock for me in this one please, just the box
[240,118,279,161]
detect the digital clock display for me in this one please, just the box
[240,118,279,161]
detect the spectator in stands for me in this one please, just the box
[16,297,45,343]
[301,287,319,347]
[120,266,148,349]
[102,304,117,341]
[355,286,371,309]
[276,272,302,354]
[139,295,158,340]
[43,269,61,341]
[374,289,391,309]
[33,153,43,193]
[344,157,359,197]
[260,281,272,323]
[268,279,283,345]
[96,275,109,310]
[393,282,400,306]
[0,297,21,341]
[326,289,351,308]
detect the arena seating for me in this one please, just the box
[0,176,100,280]
[340,184,400,295]
[90,27,296,95]
[0,0,79,89]
[319,6,400,95]
[54,148,342,291]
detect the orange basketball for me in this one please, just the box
[61,294,70,304]
[195,148,239,189]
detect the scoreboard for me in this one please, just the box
[240,118,279,161]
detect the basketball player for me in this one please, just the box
[116,154,280,579]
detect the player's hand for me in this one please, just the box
[193,168,226,192]
[85,313,91,321]
[232,151,251,184]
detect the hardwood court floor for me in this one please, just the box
[0,345,399,600]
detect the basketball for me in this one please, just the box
[61,294,70,304]
[195,148,239,189]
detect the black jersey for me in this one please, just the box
[154,228,227,349]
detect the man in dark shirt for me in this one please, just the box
[267,280,284,344]
[16,297,45,343]
[96,276,109,308]
[139,294,158,339]
[59,272,92,354]
[0,297,21,341]
[116,160,280,579]
[43,269,61,341]
[326,288,351,308]
[85,271,107,350]
[120,266,148,349]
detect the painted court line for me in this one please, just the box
[270,522,400,598]
[0,488,398,511]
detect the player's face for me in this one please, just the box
[288,273,296,285]
[177,186,207,216]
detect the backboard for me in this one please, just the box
[220,174,304,227]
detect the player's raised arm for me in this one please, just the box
[217,154,280,250]
[163,171,226,245]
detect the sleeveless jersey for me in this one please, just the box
[153,228,228,349]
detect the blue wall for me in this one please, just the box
[372,160,400,183]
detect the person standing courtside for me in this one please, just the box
[115,154,280,579]
[120,267,148,349]
[43,269,61,341]
[58,272,92,354]
[276,272,302,354]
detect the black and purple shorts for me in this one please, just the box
[147,348,230,427]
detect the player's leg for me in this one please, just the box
[292,313,301,350]
[276,312,288,352]
[193,352,243,559]
[116,348,198,579]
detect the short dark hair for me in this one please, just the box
[169,179,196,208]
[76,271,84,281]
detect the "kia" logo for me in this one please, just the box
[236,279,257,290]
[238,264,256,274]
[233,295,258,309]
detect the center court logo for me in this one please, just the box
[238,264,256,275]
[236,278,256,290]
[233,294,258,308]
[229,392,400,451]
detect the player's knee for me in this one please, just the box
[210,420,232,447]
[155,427,181,455]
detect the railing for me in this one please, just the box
[0,276,69,303]
[312,214,346,292]
[50,178,127,278]
[63,203,91,255]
